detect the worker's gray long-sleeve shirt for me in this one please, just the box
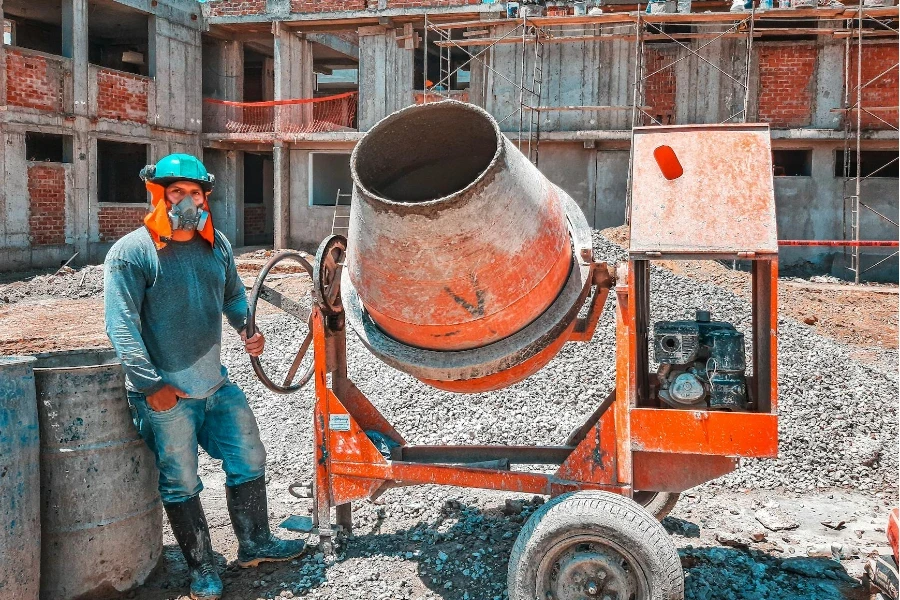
[103,227,248,398]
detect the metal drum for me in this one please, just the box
[33,349,162,600]
[0,356,40,600]
[345,101,594,393]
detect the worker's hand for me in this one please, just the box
[146,384,184,412]
[241,329,265,357]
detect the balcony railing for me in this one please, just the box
[203,92,358,135]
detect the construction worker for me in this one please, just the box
[103,154,304,600]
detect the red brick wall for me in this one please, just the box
[849,42,899,130]
[96,69,149,124]
[386,0,479,6]
[6,49,63,112]
[290,0,365,11]
[757,43,816,128]
[643,46,676,125]
[244,204,267,237]
[206,0,266,16]
[98,206,148,242]
[28,164,67,246]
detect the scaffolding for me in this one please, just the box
[424,7,898,278]
[840,6,899,282]
[424,12,548,163]
[424,10,759,169]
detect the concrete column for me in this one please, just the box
[274,23,313,101]
[263,57,275,101]
[357,26,414,130]
[273,141,290,249]
[62,0,89,115]
[62,0,90,263]
[205,148,244,247]
[3,132,29,249]
[674,30,748,124]
[262,156,275,239]
[273,22,313,249]
[813,40,844,130]
[0,0,7,112]
[202,39,244,101]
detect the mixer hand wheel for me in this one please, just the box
[247,237,347,394]
[247,251,316,394]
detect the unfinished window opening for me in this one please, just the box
[244,48,273,102]
[3,0,63,56]
[244,152,274,245]
[310,32,360,98]
[87,0,149,75]
[645,23,694,43]
[753,18,818,41]
[353,102,498,204]
[847,17,900,34]
[772,150,811,177]
[26,132,73,163]
[316,68,359,95]
[309,153,352,207]
[97,140,149,203]
[414,27,468,92]
[835,150,900,178]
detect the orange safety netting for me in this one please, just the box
[203,92,358,134]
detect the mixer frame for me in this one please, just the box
[247,235,779,554]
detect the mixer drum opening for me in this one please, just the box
[352,101,500,204]
[344,101,593,392]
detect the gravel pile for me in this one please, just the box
[228,230,897,496]
[0,265,105,304]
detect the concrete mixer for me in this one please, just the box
[246,101,780,600]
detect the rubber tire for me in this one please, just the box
[507,491,684,600]
[634,491,680,521]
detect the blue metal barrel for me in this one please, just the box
[33,349,162,600]
[0,356,40,600]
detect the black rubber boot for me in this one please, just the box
[226,476,307,568]
[164,496,223,600]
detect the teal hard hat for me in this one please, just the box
[140,153,215,191]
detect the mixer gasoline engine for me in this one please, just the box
[654,310,748,411]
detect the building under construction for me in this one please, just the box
[0,0,896,280]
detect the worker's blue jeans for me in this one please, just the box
[127,380,267,504]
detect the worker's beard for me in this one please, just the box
[168,196,209,232]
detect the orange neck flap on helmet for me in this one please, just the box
[143,181,216,250]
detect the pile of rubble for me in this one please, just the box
[225,230,897,508]
[0,265,105,304]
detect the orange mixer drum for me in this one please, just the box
[343,101,593,392]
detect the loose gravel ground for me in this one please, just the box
[4,231,896,599]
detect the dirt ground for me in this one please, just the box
[2,242,896,359]
[601,226,899,357]
[3,243,898,600]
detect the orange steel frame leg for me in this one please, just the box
[309,259,778,542]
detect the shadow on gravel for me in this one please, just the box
[338,497,539,600]
[663,516,702,537]
[114,500,867,600]
[679,546,867,600]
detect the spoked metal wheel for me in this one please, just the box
[508,491,684,600]
[247,251,316,394]
[247,236,348,394]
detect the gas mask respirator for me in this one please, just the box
[168,196,210,232]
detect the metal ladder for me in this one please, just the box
[331,189,352,236]
[528,30,545,166]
